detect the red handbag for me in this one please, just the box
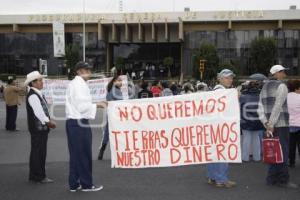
[262,137,284,164]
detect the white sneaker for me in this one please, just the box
[81,185,103,192]
[70,185,82,192]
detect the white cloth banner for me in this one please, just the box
[108,89,241,168]
[53,21,65,57]
[42,75,128,104]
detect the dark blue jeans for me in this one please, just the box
[266,127,290,185]
[66,119,93,189]
[101,123,109,147]
[6,105,17,131]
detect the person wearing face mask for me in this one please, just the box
[206,69,237,188]
[65,61,107,192]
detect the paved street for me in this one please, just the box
[0,100,299,200]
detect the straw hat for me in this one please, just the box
[24,71,47,86]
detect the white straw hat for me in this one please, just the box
[24,71,47,86]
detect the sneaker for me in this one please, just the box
[277,182,298,189]
[207,178,216,185]
[81,185,103,192]
[40,177,54,184]
[70,185,82,192]
[215,180,236,188]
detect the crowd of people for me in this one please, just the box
[1,62,300,191]
[128,79,209,99]
[112,62,179,80]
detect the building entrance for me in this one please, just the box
[112,43,181,79]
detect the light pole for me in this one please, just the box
[172,0,175,12]
[82,0,86,61]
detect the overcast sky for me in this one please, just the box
[0,0,299,14]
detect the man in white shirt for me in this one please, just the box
[25,71,56,184]
[65,61,106,192]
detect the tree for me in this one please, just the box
[219,62,240,76]
[115,57,125,75]
[249,37,277,75]
[64,44,80,80]
[163,56,174,77]
[193,42,219,81]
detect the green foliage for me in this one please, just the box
[219,62,240,76]
[249,37,277,75]
[193,42,219,80]
[163,57,174,77]
[115,57,125,69]
[163,57,174,67]
[114,57,125,75]
[64,44,80,80]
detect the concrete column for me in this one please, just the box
[228,21,232,30]
[180,42,184,75]
[165,19,169,41]
[151,21,156,41]
[125,22,132,42]
[97,21,104,41]
[112,21,118,42]
[13,24,19,32]
[138,21,144,42]
[106,44,111,72]
[178,17,184,41]
[278,20,283,29]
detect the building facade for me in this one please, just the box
[0,9,300,76]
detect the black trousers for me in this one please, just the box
[289,130,300,165]
[29,132,48,182]
[266,127,290,185]
[6,105,17,131]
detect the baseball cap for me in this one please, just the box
[217,69,235,78]
[270,65,289,75]
[75,61,93,71]
[249,73,267,81]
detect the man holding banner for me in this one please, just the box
[206,69,237,188]
[65,61,106,192]
[98,75,124,160]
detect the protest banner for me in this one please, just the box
[108,89,241,168]
[42,75,129,104]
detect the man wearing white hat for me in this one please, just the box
[258,65,298,188]
[25,71,56,184]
